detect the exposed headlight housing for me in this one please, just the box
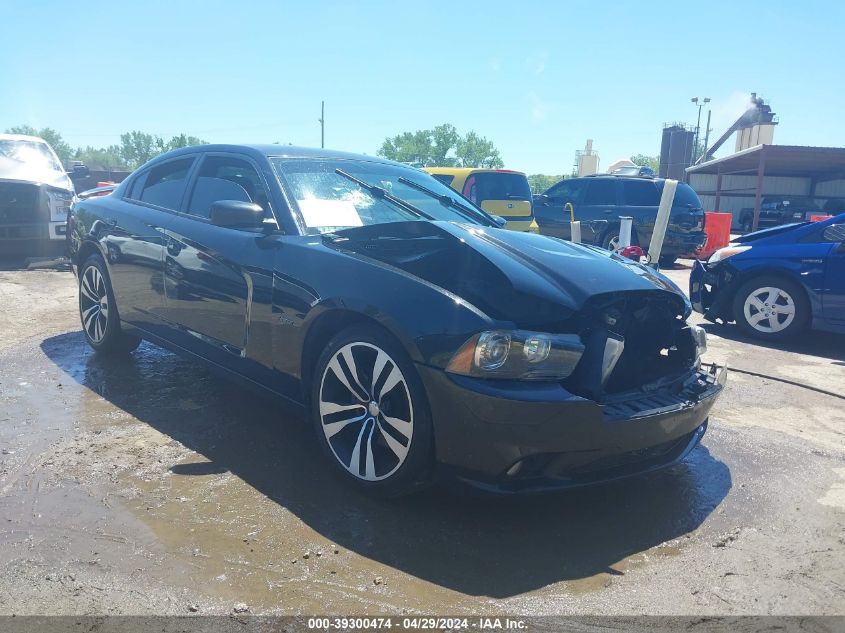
[446,330,584,380]
[708,245,751,263]
[46,188,74,221]
[690,324,707,358]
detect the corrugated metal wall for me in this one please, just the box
[689,174,845,225]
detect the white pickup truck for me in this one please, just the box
[0,134,80,257]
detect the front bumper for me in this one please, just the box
[689,259,735,321]
[418,362,725,492]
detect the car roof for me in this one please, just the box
[423,167,527,177]
[574,174,669,183]
[0,133,51,144]
[145,144,412,169]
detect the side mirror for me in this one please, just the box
[534,194,551,206]
[209,200,264,228]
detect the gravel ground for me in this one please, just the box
[0,261,843,617]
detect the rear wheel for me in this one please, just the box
[601,226,638,252]
[732,275,809,341]
[311,324,433,497]
[658,254,678,268]
[79,254,141,354]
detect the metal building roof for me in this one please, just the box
[687,144,845,179]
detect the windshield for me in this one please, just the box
[0,139,63,173]
[272,158,492,234]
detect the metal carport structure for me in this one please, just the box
[686,145,845,231]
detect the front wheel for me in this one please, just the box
[732,275,809,341]
[311,324,433,497]
[79,254,141,354]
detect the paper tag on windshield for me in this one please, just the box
[297,199,363,228]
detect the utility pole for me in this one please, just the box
[318,101,325,149]
[691,97,710,162]
[702,108,712,162]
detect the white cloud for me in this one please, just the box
[527,51,549,75]
[528,92,550,123]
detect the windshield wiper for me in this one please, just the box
[334,169,435,221]
[397,177,497,227]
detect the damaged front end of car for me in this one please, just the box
[325,220,726,491]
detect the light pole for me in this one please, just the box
[691,97,710,163]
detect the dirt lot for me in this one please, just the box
[0,260,843,617]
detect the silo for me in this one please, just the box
[667,128,695,181]
[658,126,674,178]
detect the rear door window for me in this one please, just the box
[138,158,195,210]
[622,180,661,206]
[583,179,617,205]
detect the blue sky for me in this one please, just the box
[2,0,842,173]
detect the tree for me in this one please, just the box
[73,145,128,171]
[430,124,459,167]
[630,153,659,173]
[165,133,207,151]
[6,125,74,165]
[378,124,504,168]
[527,174,564,194]
[455,131,503,168]
[117,131,167,169]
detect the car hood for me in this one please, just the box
[0,157,74,192]
[734,222,807,243]
[326,221,688,328]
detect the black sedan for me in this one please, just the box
[67,145,725,496]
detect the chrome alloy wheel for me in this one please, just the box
[743,286,796,334]
[80,265,109,343]
[318,342,414,482]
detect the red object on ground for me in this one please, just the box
[696,212,732,260]
[619,245,644,261]
[810,215,833,222]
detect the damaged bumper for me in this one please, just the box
[419,362,726,493]
[690,260,734,321]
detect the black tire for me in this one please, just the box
[658,254,678,268]
[78,254,141,355]
[601,226,638,252]
[310,324,433,497]
[731,275,810,341]
[741,217,753,233]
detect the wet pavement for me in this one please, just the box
[0,266,844,615]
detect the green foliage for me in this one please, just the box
[6,125,208,171]
[630,153,659,172]
[6,125,74,165]
[455,131,503,169]
[527,174,564,194]
[378,124,504,168]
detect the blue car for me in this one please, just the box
[690,213,845,340]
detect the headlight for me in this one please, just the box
[446,330,584,380]
[708,245,751,263]
[46,188,74,217]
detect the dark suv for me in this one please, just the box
[738,197,823,233]
[533,175,707,266]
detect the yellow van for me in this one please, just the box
[422,167,538,232]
